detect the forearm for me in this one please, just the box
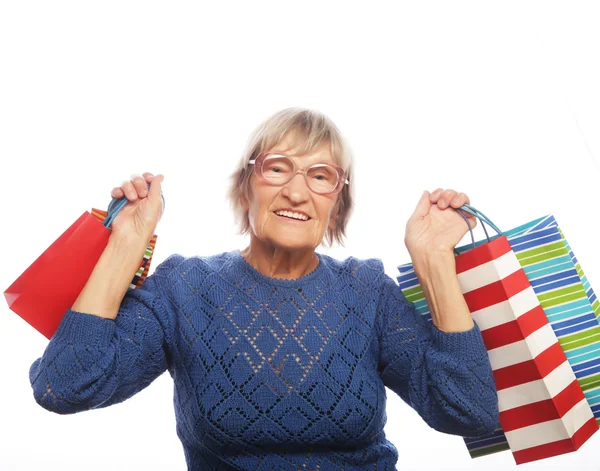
[71,234,149,319]
[412,251,474,333]
[31,251,177,415]
[378,274,498,436]
[413,330,499,436]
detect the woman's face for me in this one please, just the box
[243,134,340,253]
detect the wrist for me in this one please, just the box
[109,231,151,252]
[411,250,474,333]
[106,235,150,281]
[71,234,148,320]
[411,249,455,276]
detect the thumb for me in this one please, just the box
[409,190,432,222]
[465,213,478,230]
[148,174,164,210]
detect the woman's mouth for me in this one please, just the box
[273,212,311,222]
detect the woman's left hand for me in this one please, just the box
[404,188,477,261]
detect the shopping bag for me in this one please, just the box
[91,208,157,289]
[461,215,600,460]
[499,215,600,420]
[396,206,598,464]
[4,196,159,339]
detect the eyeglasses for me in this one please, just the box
[248,153,349,195]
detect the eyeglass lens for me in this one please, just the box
[262,156,340,193]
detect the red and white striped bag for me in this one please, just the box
[456,233,597,464]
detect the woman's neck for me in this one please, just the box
[240,241,319,280]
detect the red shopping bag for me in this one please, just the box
[455,233,597,464]
[4,209,157,339]
[4,211,111,339]
[398,205,598,464]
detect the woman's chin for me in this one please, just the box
[263,236,317,252]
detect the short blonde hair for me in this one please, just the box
[227,107,355,248]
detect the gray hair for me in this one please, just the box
[227,107,355,248]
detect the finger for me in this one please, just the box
[458,211,478,230]
[429,188,444,202]
[438,189,458,209]
[111,187,124,198]
[130,174,149,198]
[148,174,164,214]
[409,190,431,222]
[142,172,155,183]
[464,211,477,223]
[450,192,469,209]
[121,180,138,201]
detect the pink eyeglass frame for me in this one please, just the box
[248,152,350,195]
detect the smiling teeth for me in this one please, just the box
[275,210,309,221]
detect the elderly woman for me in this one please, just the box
[29,108,498,470]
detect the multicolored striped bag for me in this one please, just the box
[91,208,157,289]
[397,208,599,464]
[458,215,600,460]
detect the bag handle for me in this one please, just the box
[102,183,165,230]
[451,204,504,256]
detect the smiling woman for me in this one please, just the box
[28,107,499,471]
[229,108,354,242]
[224,108,356,280]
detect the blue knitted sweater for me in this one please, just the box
[30,250,498,470]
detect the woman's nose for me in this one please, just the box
[281,173,311,201]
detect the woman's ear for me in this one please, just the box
[241,176,254,212]
[240,194,249,212]
[328,216,337,232]
[327,200,340,232]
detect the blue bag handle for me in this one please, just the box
[451,203,504,256]
[103,183,165,230]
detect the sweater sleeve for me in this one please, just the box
[28,254,184,415]
[377,274,499,437]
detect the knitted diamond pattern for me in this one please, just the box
[30,250,498,470]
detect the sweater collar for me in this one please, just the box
[231,249,326,288]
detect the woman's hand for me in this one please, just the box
[109,172,164,243]
[405,188,477,261]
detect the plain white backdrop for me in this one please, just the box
[1,1,600,470]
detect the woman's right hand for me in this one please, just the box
[109,172,164,242]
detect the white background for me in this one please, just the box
[2,1,600,470]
